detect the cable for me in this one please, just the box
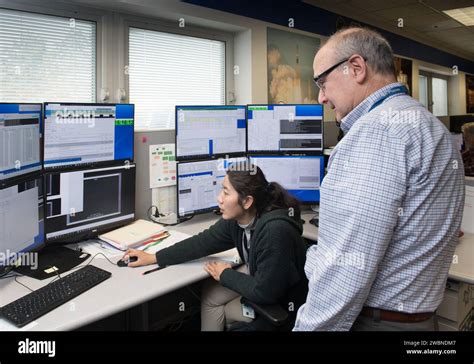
[0,266,14,278]
[146,205,162,219]
[14,276,34,292]
[0,273,22,280]
[48,252,121,286]
[147,204,195,226]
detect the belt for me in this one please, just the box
[360,307,434,323]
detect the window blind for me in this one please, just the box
[0,8,96,103]
[129,27,225,130]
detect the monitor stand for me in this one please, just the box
[15,246,90,280]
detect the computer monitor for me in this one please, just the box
[45,164,136,244]
[249,155,324,204]
[176,105,247,160]
[43,103,134,170]
[0,103,42,185]
[247,104,323,154]
[177,157,247,217]
[0,175,44,275]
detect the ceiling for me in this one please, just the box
[304,0,474,61]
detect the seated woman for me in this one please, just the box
[124,161,308,331]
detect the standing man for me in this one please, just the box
[294,27,465,331]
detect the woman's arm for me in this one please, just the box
[219,221,301,304]
[125,218,236,267]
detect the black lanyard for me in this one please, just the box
[242,231,251,262]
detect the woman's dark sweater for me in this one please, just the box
[155,209,307,306]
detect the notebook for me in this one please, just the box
[98,219,167,251]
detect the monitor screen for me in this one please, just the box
[177,157,247,217]
[0,103,42,184]
[176,105,247,160]
[247,104,323,154]
[0,176,44,270]
[43,103,134,170]
[249,155,324,204]
[45,164,136,244]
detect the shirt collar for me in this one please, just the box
[238,216,257,231]
[340,82,406,134]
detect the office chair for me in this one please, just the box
[228,279,308,331]
[227,238,313,331]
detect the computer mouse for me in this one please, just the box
[117,256,138,267]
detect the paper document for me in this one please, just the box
[142,230,191,254]
[80,239,123,260]
[150,144,176,188]
[98,219,167,251]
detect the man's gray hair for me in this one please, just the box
[327,27,396,76]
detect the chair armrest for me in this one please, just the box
[240,297,289,326]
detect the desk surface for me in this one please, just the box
[1,210,471,331]
[0,231,236,331]
[174,211,474,284]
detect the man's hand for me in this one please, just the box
[204,261,232,281]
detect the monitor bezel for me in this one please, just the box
[176,158,234,218]
[0,174,46,273]
[43,163,136,245]
[0,102,43,188]
[175,105,248,161]
[246,103,324,156]
[248,154,325,205]
[42,102,135,172]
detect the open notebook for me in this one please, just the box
[98,219,167,251]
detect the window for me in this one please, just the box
[419,74,428,109]
[418,71,449,117]
[128,27,226,130]
[0,8,96,103]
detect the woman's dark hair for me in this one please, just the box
[226,161,301,219]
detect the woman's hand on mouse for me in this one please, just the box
[204,261,232,281]
[123,249,157,267]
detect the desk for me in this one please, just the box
[174,213,474,285]
[1,211,472,331]
[0,229,236,331]
[449,233,474,285]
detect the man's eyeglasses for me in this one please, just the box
[313,58,349,91]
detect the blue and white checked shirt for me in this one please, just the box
[294,83,465,331]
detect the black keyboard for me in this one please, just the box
[0,265,111,328]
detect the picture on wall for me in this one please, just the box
[267,27,320,104]
[394,56,412,96]
[467,74,474,114]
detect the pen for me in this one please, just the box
[142,265,166,275]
